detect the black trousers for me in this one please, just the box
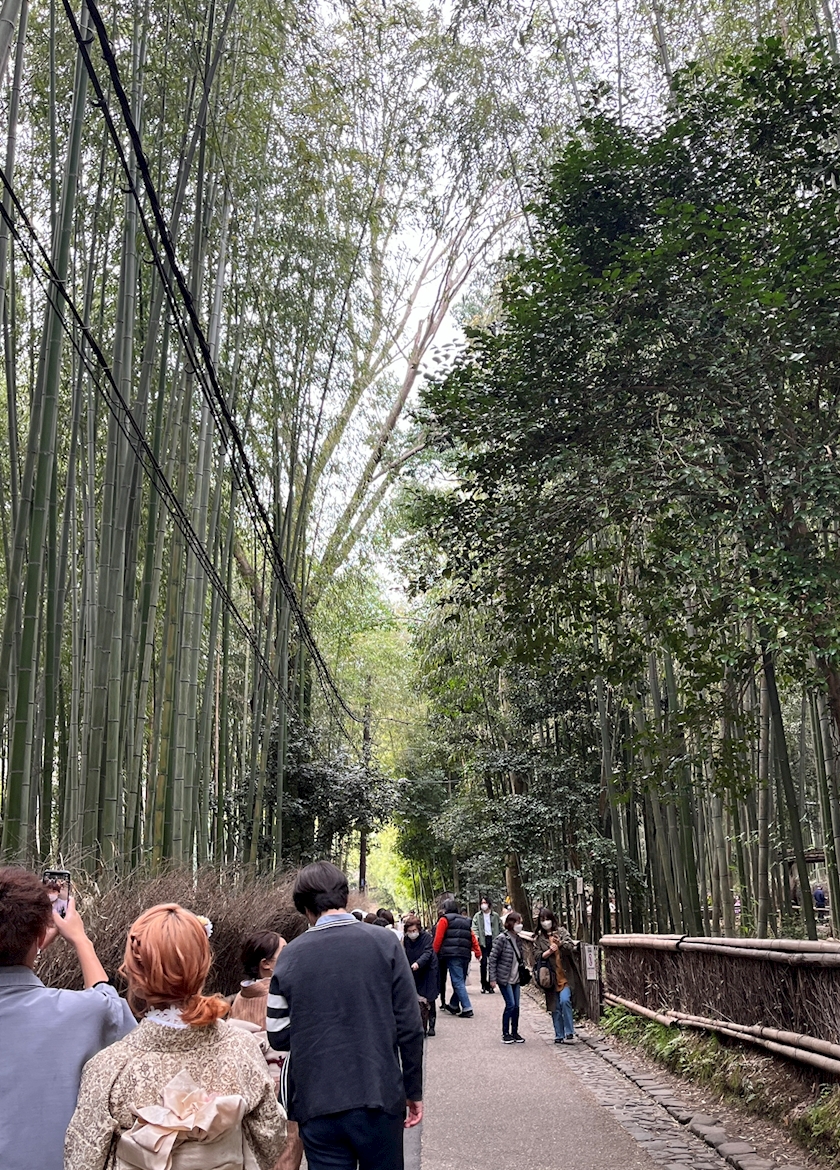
[480,943,491,989]
[439,957,448,1002]
[300,1107,405,1170]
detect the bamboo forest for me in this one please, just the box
[3,0,840,946]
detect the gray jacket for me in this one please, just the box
[0,965,135,1170]
[488,930,522,985]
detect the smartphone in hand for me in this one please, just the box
[42,870,71,918]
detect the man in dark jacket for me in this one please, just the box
[268,861,424,1170]
[432,897,481,1018]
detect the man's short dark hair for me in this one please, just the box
[441,897,459,914]
[293,861,349,916]
[0,868,52,965]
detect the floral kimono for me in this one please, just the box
[65,1017,286,1170]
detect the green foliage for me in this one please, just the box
[603,1009,774,1108]
[423,38,840,686]
[401,38,840,935]
[790,1086,840,1156]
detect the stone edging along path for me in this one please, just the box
[523,1001,807,1170]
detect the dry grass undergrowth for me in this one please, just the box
[36,867,309,996]
[604,947,840,1048]
[602,1007,840,1165]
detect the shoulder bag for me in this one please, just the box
[511,937,531,987]
[535,948,554,990]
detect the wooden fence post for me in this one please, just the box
[584,942,601,1022]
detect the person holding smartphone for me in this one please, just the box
[0,867,136,1170]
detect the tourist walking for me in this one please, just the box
[229,931,304,1170]
[0,868,136,1170]
[268,861,423,1170]
[472,896,501,993]
[65,902,286,1170]
[534,909,576,1043]
[403,914,439,1036]
[435,892,455,1003]
[489,911,527,1044]
[433,897,482,1018]
[377,908,404,938]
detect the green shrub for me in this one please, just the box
[603,1008,791,1121]
[790,1086,840,1160]
[603,1006,840,1162]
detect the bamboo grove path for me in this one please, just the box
[414,965,809,1170]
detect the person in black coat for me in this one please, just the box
[268,862,423,1170]
[402,915,439,1037]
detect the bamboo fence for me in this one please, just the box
[602,933,840,1074]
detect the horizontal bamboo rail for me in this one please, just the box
[604,977,840,1076]
[604,992,678,1027]
[686,936,840,955]
[601,935,683,950]
[670,1011,840,1061]
[677,942,840,966]
[601,934,840,964]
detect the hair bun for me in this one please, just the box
[180,992,229,1027]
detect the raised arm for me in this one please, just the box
[413,932,434,970]
[51,898,108,988]
[557,926,576,952]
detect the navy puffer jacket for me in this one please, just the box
[437,912,474,960]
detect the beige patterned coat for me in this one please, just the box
[64,1019,287,1170]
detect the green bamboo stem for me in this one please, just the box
[2,3,90,862]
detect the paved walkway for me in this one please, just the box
[421,965,656,1170]
[417,965,800,1170]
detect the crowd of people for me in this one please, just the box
[0,863,580,1170]
[386,894,582,1048]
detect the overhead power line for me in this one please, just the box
[60,0,363,728]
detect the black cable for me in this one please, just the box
[62,0,364,727]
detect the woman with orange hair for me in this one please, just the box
[65,904,286,1170]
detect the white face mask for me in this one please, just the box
[541,920,553,931]
[514,923,524,934]
[480,903,489,912]
[406,931,419,941]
